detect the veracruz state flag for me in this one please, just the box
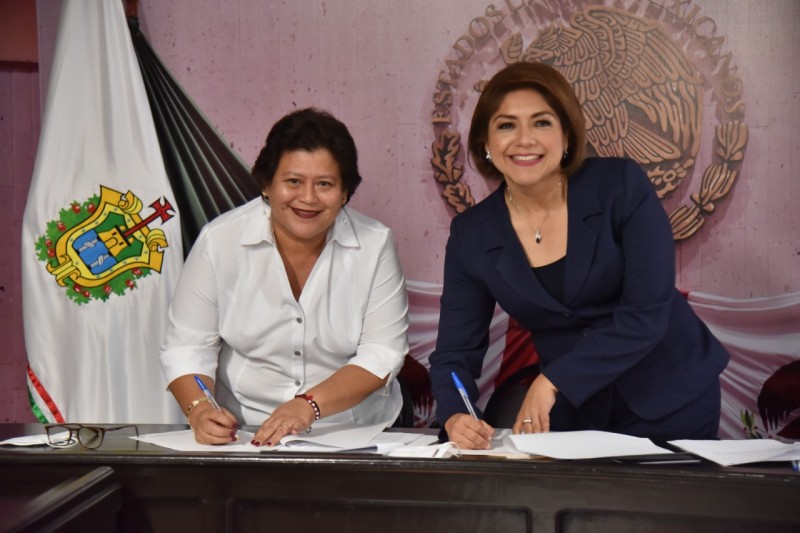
[21,0,184,423]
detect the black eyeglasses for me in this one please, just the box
[44,424,139,449]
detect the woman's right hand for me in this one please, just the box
[444,413,495,450]
[188,402,239,445]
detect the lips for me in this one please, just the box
[291,207,320,219]
[511,154,542,162]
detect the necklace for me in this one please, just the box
[506,186,559,244]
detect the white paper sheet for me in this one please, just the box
[456,429,532,457]
[669,438,800,466]
[504,430,672,459]
[133,424,435,454]
[0,431,72,447]
[133,429,258,452]
[266,422,390,452]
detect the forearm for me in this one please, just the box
[167,373,216,418]
[303,365,388,419]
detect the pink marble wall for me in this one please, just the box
[2,0,798,422]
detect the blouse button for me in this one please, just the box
[294,380,301,386]
[296,317,303,323]
[294,351,301,357]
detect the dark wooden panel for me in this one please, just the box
[0,465,121,533]
[559,510,800,533]
[235,499,531,532]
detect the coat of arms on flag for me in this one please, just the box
[34,186,175,304]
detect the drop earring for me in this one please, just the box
[485,151,492,163]
[261,193,269,214]
[562,147,568,160]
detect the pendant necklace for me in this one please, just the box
[506,185,558,245]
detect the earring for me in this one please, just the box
[562,148,568,160]
[485,151,492,163]
[261,193,269,214]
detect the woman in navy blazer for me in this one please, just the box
[429,62,729,450]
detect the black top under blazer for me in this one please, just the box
[429,157,730,427]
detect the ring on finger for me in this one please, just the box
[522,418,533,424]
[279,423,291,431]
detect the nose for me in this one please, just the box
[516,124,537,145]
[299,182,317,203]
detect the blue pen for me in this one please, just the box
[793,460,799,472]
[451,371,478,419]
[194,375,222,411]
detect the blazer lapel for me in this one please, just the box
[563,169,603,306]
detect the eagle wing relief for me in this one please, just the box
[504,7,703,199]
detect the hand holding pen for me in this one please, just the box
[445,371,494,450]
[189,375,239,444]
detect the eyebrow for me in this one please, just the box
[281,171,339,181]
[491,110,556,122]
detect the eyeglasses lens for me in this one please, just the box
[77,426,104,448]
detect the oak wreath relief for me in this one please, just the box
[430,0,747,241]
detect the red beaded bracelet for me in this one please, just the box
[295,393,321,420]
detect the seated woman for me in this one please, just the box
[160,108,409,446]
[429,62,730,450]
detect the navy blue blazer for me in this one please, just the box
[429,157,729,427]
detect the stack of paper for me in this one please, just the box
[669,438,800,466]
[504,430,672,459]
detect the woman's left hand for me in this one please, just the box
[251,398,316,447]
[513,373,558,434]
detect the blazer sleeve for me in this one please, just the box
[545,159,677,408]
[428,217,497,426]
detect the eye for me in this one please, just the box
[496,121,515,130]
[534,118,553,128]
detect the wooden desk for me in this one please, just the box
[1,424,798,532]
[0,464,121,533]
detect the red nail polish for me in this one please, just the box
[252,440,261,447]
[265,441,272,446]
[230,431,237,438]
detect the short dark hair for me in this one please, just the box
[468,62,586,180]
[252,108,363,202]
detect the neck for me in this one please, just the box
[272,226,327,259]
[505,178,565,213]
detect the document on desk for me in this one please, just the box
[133,429,259,452]
[504,430,672,459]
[264,422,433,453]
[456,429,532,458]
[668,438,800,466]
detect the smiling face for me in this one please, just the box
[485,89,568,191]
[264,149,347,250]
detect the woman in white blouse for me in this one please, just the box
[160,108,409,446]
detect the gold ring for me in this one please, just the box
[279,423,291,431]
[522,419,533,424]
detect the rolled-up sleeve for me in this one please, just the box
[159,229,221,386]
[347,232,409,388]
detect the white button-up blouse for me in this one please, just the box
[159,198,409,427]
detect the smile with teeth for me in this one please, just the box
[511,154,542,162]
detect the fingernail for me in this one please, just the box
[231,435,238,442]
[230,431,237,438]
[251,440,261,447]
[265,441,272,447]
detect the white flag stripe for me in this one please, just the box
[22,0,184,423]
